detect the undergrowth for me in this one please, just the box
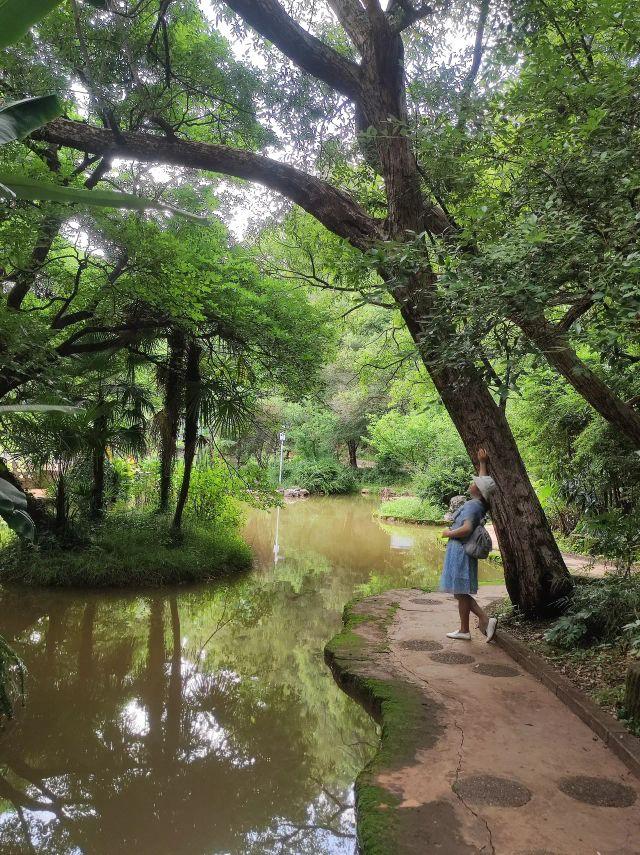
[0,511,251,587]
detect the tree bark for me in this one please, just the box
[172,341,201,533]
[159,330,185,513]
[347,439,358,469]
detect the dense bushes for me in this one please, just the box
[368,408,472,506]
[544,575,640,650]
[285,457,357,495]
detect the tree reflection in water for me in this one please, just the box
[0,507,387,853]
[0,497,490,853]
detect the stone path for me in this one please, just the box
[348,587,640,854]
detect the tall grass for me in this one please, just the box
[0,511,251,587]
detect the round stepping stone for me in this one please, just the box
[558,776,637,807]
[430,651,475,665]
[411,598,442,605]
[401,639,443,652]
[455,774,532,807]
[472,663,521,678]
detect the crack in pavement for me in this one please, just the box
[387,613,497,854]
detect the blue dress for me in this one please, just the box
[439,498,486,595]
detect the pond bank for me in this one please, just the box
[326,587,640,854]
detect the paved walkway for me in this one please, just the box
[366,587,640,854]
[484,524,614,576]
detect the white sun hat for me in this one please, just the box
[473,475,497,502]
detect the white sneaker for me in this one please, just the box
[446,631,471,640]
[485,617,497,642]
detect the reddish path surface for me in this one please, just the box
[371,587,640,854]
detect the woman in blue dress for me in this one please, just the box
[440,448,498,642]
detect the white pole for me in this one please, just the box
[278,431,285,484]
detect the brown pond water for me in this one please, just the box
[0,495,502,854]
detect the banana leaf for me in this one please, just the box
[0,478,35,542]
[0,95,63,144]
[0,0,107,50]
[0,172,209,220]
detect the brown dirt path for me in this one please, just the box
[342,587,640,854]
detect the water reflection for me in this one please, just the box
[0,496,502,854]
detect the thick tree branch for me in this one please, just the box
[222,0,363,101]
[555,294,594,332]
[387,0,434,32]
[33,119,380,249]
[327,0,369,51]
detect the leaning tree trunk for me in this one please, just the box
[159,330,185,513]
[397,293,573,614]
[347,439,358,469]
[359,21,572,614]
[515,313,640,447]
[172,341,201,533]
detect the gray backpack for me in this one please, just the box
[464,520,493,559]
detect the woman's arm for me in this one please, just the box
[441,520,473,539]
[477,447,489,476]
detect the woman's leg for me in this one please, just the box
[468,597,489,634]
[455,595,472,633]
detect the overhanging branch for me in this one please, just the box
[33,119,380,250]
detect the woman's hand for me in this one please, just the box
[441,529,452,538]
[477,447,489,462]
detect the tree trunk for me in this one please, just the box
[90,445,105,520]
[172,341,201,533]
[515,313,640,447]
[347,439,358,469]
[159,330,185,513]
[360,22,571,614]
[90,401,108,520]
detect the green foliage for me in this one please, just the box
[181,460,243,530]
[544,575,640,649]
[377,496,445,523]
[368,408,472,505]
[574,508,640,573]
[0,511,251,587]
[286,457,357,495]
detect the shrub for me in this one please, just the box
[544,575,640,649]
[412,461,473,508]
[0,511,251,588]
[573,508,640,574]
[377,496,445,522]
[286,457,356,494]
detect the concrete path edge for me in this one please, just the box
[325,596,431,855]
[493,624,640,779]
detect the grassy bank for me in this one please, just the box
[0,512,252,587]
[375,496,446,524]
